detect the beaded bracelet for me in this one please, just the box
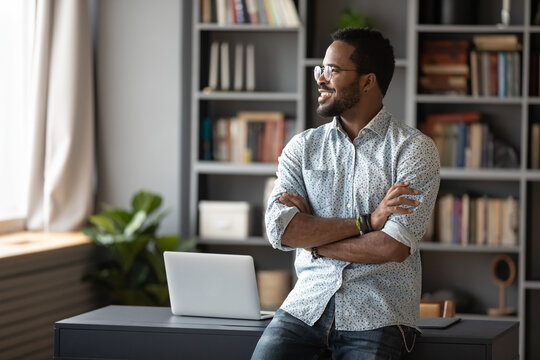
[311,247,321,259]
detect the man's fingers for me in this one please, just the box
[388,206,413,214]
[388,197,420,207]
[387,186,419,199]
[279,195,295,207]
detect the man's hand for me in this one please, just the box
[370,181,420,231]
[279,193,312,214]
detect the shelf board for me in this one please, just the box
[197,236,271,246]
[196,23,300,32]
[194,161,278,175]
[440,168,520,180]
[416,95,522,104]
[526,170,540,180]
[528,26,540,33]
[303,58,408,68]
[420,242,520,253]
[456,313,519,322]
[416,25,525,33]
[524,281,540,290]
[197,91,299,101]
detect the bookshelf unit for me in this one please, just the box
[414,0,540,358]
[188,0,539,357]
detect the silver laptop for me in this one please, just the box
[164,251,274,320]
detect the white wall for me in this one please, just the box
[96,0,188,235]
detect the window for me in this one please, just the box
[0,1,34,220]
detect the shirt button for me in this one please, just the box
[348,174,352,179]
[347,203,351,208]
[361,130,366,135]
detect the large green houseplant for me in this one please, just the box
[82,190,195,306]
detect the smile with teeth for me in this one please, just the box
[318,90,333,101]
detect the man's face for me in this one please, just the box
[316,41,362,118]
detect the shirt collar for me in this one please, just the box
[329,106,391,138]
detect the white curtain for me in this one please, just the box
[26,0,94,231]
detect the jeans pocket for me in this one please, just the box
[397,325,418,354]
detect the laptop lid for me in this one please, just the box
[164,251,270,320]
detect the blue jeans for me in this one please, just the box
[251,296,417,360]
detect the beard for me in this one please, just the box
[316,81,361,118]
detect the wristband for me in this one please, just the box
[355,216,364,236]
[366,213,373,232]
[357,214,372,235]
[311,247,321,259]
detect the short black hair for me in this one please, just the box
[331,27,395,96]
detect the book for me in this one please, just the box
[213,118,231,161]
[200,117,213,160]
[470,51,479,97]
[245,0,259,24]
[206,41,220,92]
[476,196,487,245]
[531,123,540,169]
[279,0,301,27]
[489,52,498,96]
[425,111,481,137]
[201,0,211,23]
[246,43,255,91]
[216,0,227,25]
[234,43,244,91]
[419,75,468,94]
[480,51,490,96]
[220,42,230,90]
[497,52,506,98]
[473,35,522,51]
[469,122,483,168]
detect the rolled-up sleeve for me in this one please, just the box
[265,134,307,251]
[381,133,440,254]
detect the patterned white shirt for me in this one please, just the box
[265,107,440,331]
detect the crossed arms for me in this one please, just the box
[278,182,419,264]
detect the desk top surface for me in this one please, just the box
[56,305,518,344]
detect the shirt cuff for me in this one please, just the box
[270,205,299,251]
[381,219,418,254]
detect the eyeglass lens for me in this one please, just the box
[314,66,332,81]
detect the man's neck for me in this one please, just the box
[339,103,383,141]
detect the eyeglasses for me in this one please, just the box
[313,65,358,82]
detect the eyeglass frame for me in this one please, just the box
[313,65,359,82]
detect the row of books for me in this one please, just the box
[204,41,255,92]
[470,50,521,97]
[419,35,522,97]
[200,0,300,27]
[431,194,519,247]
[200,111,295,163]
[424,112,503,168]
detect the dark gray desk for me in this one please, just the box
[54,306,518,360]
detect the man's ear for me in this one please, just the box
[362,73,377,92]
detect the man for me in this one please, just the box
[252,27,440,359]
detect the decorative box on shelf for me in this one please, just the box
[198,201,252,240]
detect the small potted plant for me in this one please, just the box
[82,190,196,306]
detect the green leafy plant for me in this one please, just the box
[82,190,196,306]
[336,8,370,29]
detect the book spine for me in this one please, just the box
[220,42,230,90]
